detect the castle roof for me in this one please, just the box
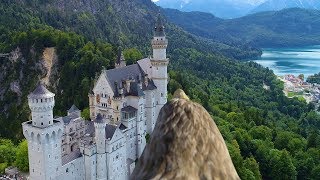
[154,13,165,37]
[61,113,79,125]
[127,82,145,97]
[143,79,157,91]
[121,106,137,113]
[94,113,104,124]
[68,105,80,113]
[62,149,82,165]
[106,63,144,93]
[28,83,54,99]
[105,58,157,98]
[119,124,127,131]
[85,121,95,135]
[105,124,117,139]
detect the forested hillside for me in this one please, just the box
[307,73,320,84]
[164,8,320,47]
[0,0,259,140]
[0,0,320,179]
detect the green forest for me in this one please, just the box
[307,73,320,84]
[0,0,320,179]
[164,8,320,48]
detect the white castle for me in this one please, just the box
[22,15,169,180]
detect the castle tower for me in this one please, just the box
[115,47,126,69]
[151,14,169,122]
[22,83,63,180]
[94,114,107,180]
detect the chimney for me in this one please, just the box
[144,74,149,87]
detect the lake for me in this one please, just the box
[253,46,320,77]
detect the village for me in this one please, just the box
[280,74,320,107]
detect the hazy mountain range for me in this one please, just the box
[154,0,320,18]
[251,0,320,13]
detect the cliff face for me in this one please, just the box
[41,47,59,87]
[0,46,49,139]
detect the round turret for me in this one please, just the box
[28,83,55,128]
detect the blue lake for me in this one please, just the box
[253,46,320,77]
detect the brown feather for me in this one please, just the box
[131,97,240,180]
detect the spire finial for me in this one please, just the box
[155,13,165,37]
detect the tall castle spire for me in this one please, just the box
[154,13,165,37]
[150,13,169,133]
[115,47,126,69]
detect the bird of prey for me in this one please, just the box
[131,89,240,180]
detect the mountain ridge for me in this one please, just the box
[163,8,320,47]
[155,0,263,19]
[251,0,320,14]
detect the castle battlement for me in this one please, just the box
[22,14,169,180]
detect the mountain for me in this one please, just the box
[251,0,320,13]
[155,0,265,19]
[163,8,320,47]
[0,0,260,139]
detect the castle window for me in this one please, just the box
[41,122,43,126]
[161,93,163,97]
[36,99,38,103]
[49,121,51,124]
[66,168,69,173]
[41,99,43,103]
[117,106,119,110]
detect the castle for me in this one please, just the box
[22,15,169,180]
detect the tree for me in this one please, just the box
[270,150,297,180]
[311,165,320,179]
[123,48,143,65]
[0,139,16,165]
[81,108,90,120]
[249,126,272,141]
[243,157,262,180]
[15,140,29,172]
